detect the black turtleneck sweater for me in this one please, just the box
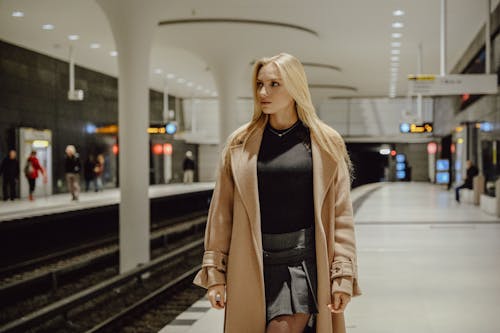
[257,120,315,234]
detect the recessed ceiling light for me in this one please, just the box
[391,67,398,72]
[393,10,405,16]
[12,11,24,17]
[90,43,101,49]
[154,68,163,74]
[187,82,194,87]
[391,62,400,67]
[392,33,402,38]
[391,49,401,55]
[68,35,79,41]
[391,56,399,61]
[42,24,54,30]
[391,42,401,48]
[110,51,118,57]
[392,22,404,29]
[212,92,218,97]
[197,85,203,90]
[205,89,210,94]
[177,78,186,84]
[166,73,176,79]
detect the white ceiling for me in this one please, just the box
[0,0,497,101]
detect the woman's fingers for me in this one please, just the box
[328,293,351,313]
[207,285,225,309]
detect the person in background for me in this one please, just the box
[84,154,96,192]
[65,145,81,201]
[0,149,20,201]
[183,150,195,184]
[26,150,47,201]
[94,154,105,192]
[455,159,479,203]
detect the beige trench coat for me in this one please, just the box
[194,120,361,333]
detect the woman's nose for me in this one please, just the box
[259,85,268,96]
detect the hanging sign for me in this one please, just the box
[408,74,497,95]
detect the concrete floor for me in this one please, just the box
[164,182,500,333]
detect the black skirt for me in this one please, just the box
[262,227,318,323]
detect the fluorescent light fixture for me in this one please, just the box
[42,24,55,30]
[110,51,118,57]
[379,148,391,155]
[391,49,400,55]
[205,89,211,94]
[166,73,176,79]
[90,43,101,49]
[12,11,24,17]
[154,68,163,74]
[391,56,399,61]
[391,62,400,67]
[391,68,398,72]
[212,92,217,96]
[187,82,194,87]
[392,22,404,29]
[177,78,186,84]
[393,10,405,16]
[391,42,401,48]
[197,85,203,90]
[392,32,402,38]
[68,35,79,41]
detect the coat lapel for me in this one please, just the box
[230,121,336,258]
[230,123,266,259]
[311,134,336,221]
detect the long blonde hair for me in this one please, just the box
[221,53,352,180]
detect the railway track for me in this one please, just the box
[0,215,207,326]
[0,238,205,333]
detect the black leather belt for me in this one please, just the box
[262,227,315,265]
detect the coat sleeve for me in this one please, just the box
[331,157,362,297]
[193,156,234,289]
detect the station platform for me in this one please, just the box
[162,182,500,333]
[0,182,215,222]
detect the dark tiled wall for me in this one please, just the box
[0,40,195,196]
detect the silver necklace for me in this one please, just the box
[267,121,300,137]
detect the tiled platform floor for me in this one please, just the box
[0,182,215,222]
[162,182,500,333]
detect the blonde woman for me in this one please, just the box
[194,53,361,333]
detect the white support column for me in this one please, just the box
[486,0,492,74]
[440,0,447,76]
[97,0,157,273]
[211,61,245,147]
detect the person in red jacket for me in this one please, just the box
[25,150,47,201]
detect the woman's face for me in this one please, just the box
[256,63,295,115]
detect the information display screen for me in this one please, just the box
[436,172,450,184]
[436,159,450,171]
[396,170,406,180]
[396,154,406,163]
[396,162,406,171]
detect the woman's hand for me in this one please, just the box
[328,292,351,313]
[207,284,226,309]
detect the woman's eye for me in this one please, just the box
[257,82,263,88]
[271,82,279,87]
